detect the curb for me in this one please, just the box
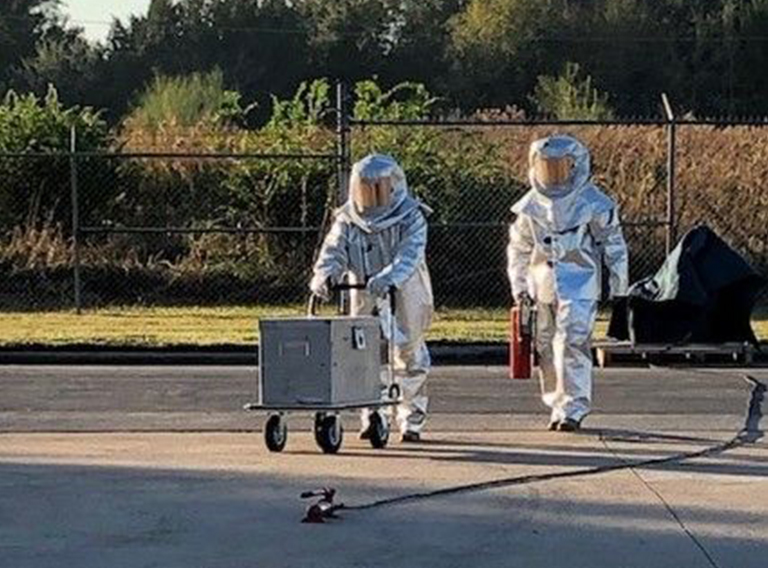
[4,343,763,367]
[0,342,509,366]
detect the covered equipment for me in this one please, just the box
[608,225,765,345]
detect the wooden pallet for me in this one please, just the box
[593,341,756,368]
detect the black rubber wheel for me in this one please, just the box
[264,414,287,452]
[316,414,343,454]
[313,412,326,446]
[368,411,389,449]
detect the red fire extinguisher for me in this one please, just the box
[509,299,536,380]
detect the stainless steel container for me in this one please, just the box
[259,316,382,406]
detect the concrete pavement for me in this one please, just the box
[0,365,766,567]
[1,431,766,568]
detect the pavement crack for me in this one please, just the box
[597,372,764,568]
[600,437,722,568]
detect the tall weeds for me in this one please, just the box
[3,78,767,308]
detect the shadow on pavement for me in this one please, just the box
[296,429,768,478]
[2,460,767,568]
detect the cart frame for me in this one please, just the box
[244,283,401,453]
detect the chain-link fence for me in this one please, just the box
[2,108,768,315]
[74,152,337,310]
[0,151,337,311]
[348,119,673,306]
[673,125,768,275]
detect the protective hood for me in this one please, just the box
[339,153,427,232]
[512,135,613,231]
[529,135,591,198]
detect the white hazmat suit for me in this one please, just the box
[508,135,629,428]
[310,154,433,438]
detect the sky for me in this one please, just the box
[62,0,152,43]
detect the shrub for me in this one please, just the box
[0,85,109,232]
[530,62,614,120]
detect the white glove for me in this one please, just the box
[366,274,392,298]
[514,290,532,307]
[309,274,331,301]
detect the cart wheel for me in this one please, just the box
[368,411,389,449]
[264,414,287,452]
[316,414,343,454]
[388,383,401,400]
[313,412,326,446]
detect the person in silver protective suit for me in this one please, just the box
[508,135,629,432]
[310,153,433,442]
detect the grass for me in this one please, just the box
[2,305,766,347]
[0,305,513,346]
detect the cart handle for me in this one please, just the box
[331,283,367,291]
[333,283,397,316]
[307,282,397,316]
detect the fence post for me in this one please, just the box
[69,125,82,314]
[336,81,351,206]
[335,82,351,313]
[661,93,677,255]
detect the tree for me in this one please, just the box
[9,0,768,122]
[16,32,103,108]
[444,0,768,116]
[298,0,392,81]
[147,0,179,41]
[682,0,768,116]
[565,0,685,117]
[383,0,462,94]
[447,0,570,110]
[0,1,62,91]
[187,0,310,122]
[100,0,310,124]
[2,1,107,112]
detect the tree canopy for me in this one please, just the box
[3,0,768,120]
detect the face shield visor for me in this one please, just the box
[351,175,393,216]
[532,154,575,189]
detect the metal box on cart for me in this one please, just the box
[245,283,400,454]
[259,316,382,407]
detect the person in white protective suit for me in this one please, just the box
[508,135,629,432]
[310,153,433,442]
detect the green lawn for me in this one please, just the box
[0,305,765,346]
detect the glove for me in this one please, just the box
[606,296,629,341]
[366,274,392,298]
[309,274,331,301]
[514,291,533,308]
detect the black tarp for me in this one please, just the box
[608,226,765,344]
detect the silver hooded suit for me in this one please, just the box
[508,136,629,423]
[311,154,433,434]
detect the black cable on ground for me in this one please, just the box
[343,373,765,512]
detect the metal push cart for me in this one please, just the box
[244,284,401,454]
